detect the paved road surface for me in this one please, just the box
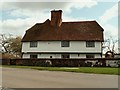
[2,67,118,88]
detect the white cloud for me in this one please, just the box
[1,2,98,13]
[98,3,118,51]
[101,23,118,53]
[1,17,47,36]
[1,2,98,36]
[101,23,118,40]
[0,11,95,37]
[0,21,2,34]
[63,1,98,12]
[100,3,118,24]
[1,19,28,36]
[1,0,119,2]
[0,1,119,52]
[63,14,95,22]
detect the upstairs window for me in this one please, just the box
[30,41,37,47]
[30,54,37,59]
[61,41,69,47]
[86,41,95,47]
[86,54,95,58]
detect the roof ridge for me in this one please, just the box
[62,20,96,23]
[35,19,50,25]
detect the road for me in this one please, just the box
[2,67,118,88]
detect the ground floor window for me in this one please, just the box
[30,54,38,59]
[78,54,80,57]
[86,54,95,58]
[50,56,52,58]
[61,54,70,59]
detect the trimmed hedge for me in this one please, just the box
[1,58,119,67]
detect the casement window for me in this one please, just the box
[30,41,37,47]
[86,41,95,47]
[86,54,95,58]
[61,54,70,59]
[61,41,69,47]
[30,54,38,59]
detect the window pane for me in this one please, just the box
[30,54,37,59]
[86,54,94,58]
[86,41,95,47]
[61,54,70,58]
[30,41,37,47]
[61,41,69,47]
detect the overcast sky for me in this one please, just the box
[0,0,119,52]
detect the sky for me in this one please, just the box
[0,0,119,52]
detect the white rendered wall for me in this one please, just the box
[22,54,61,58]
[22,54,30,58]
[22,41,102,58]
[70,54,101,58]
[70,54,86,58]
[39,54,61,58]
[22,54,101,58]
[22,41,102,53]
[95,54,101,58]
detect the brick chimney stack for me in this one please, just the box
[51,10,62,27]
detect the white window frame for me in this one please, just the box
[86,54,95,58]
[61,41,69,47]
[30,41,37,47]
[30,54,38,59]
[86,41,95,47]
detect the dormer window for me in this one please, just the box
[30,41,37,47]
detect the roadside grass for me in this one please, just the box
[2,65,120,75]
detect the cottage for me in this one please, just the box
[21,10,104,59]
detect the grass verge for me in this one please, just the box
[2,65,120,75]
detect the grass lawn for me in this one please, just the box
[2,65,120,75]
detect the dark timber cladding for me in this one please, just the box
[22,10,104,42]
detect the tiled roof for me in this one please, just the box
[22,19,104,42]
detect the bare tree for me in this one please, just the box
[0,34,22,58]
[8,36,22,57]
[0,34,12,53]
[103,36,119,58]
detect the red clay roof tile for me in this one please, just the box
[22,19,104,42]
